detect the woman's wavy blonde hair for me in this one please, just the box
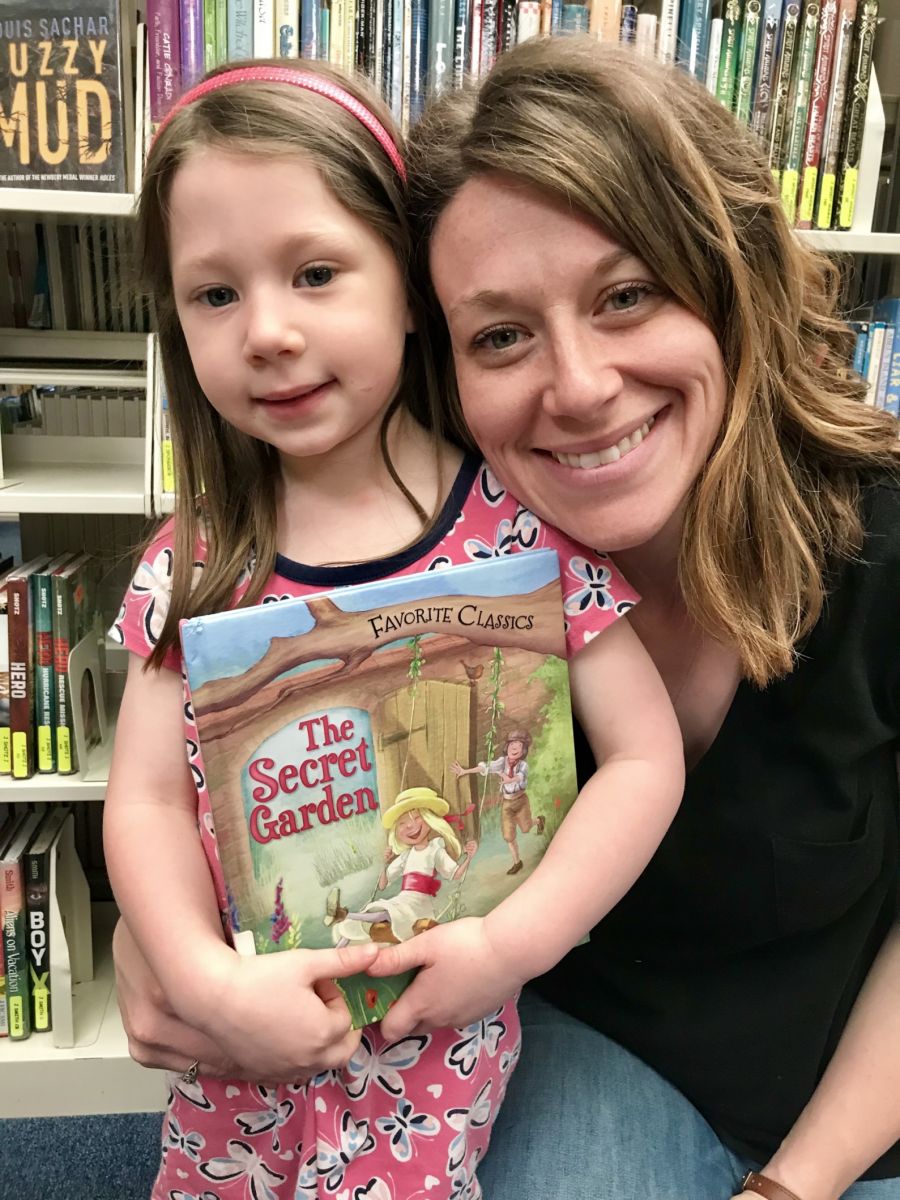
[406,36,899,686]
[138,60,444,670]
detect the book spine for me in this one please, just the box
[734,0,762,125]
[410,0,430,121]
[301,0,323,56]
[779,0,820,221]
[390,0,403,116]
[656,0,679,60]
[34,569,56,774]
[429,0,455,96]
[255,0,276,55]
[149,0,183,123]
[874,323,895,410]
[517,0,541,42]
[204,0,219,68]
[750,0,783,134]
[715,0,743,110]
[620,2,637,39]
[330,0,346,63]
[25,843,51,1032]
[591,0,622,40]
[797,0,838,228]
[401,0,412,128]
[636,12,658,57]
[374,0,385,87]
[873,308,900,416]
[849,321,867,377]
[834,0,878,231]
[469,0,483,72]
[181,0,206,88]
[53,575,76,775]
[366,0,378,76]
[2,855,30,1040]
[499,0,518,51]
[863,321,885,404]
[343,0,357,73]
[767,0,801,180]
[813,0,857,228]
[676,0,711,79]
[228,0,254,57]
[215,0,229,61]
[453,0,470,79]
[8,576,34,781]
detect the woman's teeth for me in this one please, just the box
[551,417,655,469]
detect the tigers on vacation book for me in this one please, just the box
[180,549,580,1027]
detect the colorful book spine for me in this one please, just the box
[498,0,518,50]
[797,0,838,228]
[255,0,276,55]
[715,0,743,110]
[591,0,623,40]
[25,806,69,1033]
[517,0,541,41]
[676,0,711,79]
[428,0,455,95]
[301,0,323,56]
[181,0,206,87]
[410,0,430,119]
[636,11,658,55]
[35,554,74,774]
[834,0,878,231]
[453,0,470,79]
[863,321,885,405]
[228,0,254,56]
[874,323,896,411]
[849,320,868,378]
[620,2,637,39]
[767,0,801,180]
[0,584,10,776]
[562,1,589,29]
[750,0,783,135]
[469,0,483,74]
[814,0,857,228]
[215,0,229,62]
[1,810,44,1040]
[779,0,820,223]
[203,0,218,68]
[734,0,762,124]
[149,0,182,122]
[52,553,96,776]
[7,557,50,781]
[160,386,176,495]
[873,299,900,417]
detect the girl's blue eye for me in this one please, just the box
[300,266,334,288]
[201,286,235,308]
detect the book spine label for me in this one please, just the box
[2,859,29,1039]
[8,576,34,780]
[34,570,55,773]
[149,1,183,124]
[26,848,51,1031]
[834,0,878,230]
[797,0,838,227]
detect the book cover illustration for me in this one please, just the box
[0,1,127,192]
[181,550,580,1028]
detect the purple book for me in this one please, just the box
[149,0,183,123]
[180,0,205,90]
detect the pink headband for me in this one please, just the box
[151,65,406,181]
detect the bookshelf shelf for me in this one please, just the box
[0,731,115,802]
[0,461,146,515]
[797,232,900,255]
[0,188,136,219]
[0,905,166,1119]
[0,329,149,364]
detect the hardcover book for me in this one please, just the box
[1,808,44,1040]
[25,804,70,1032]
[0,1,128,192]
[181,550,580,1028]
[7,555,51,780]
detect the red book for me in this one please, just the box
[798,0,839,229]
[6,556,50,780]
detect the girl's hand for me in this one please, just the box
[464,840,478,858]
[383,847,395,863]
[193,941,380,1081]
[367,918,524,1039]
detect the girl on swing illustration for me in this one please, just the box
[323,786,478,946]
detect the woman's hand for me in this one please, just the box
[367,917,525,1039]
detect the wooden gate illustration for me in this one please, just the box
[373,679,480,843]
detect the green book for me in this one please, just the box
[768,1,802,183]
[204,0,218,67]
[734,0,762,124]
[716,0,744,111]
[780,0,821,222]
[51,554,98,776]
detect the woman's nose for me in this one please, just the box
[542,329,624,420]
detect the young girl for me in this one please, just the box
[104,60,684,1200]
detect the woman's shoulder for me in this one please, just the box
[860,474,900,558]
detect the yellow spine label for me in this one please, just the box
[57,727,72,774]
[37,725,53,772]
[0,728,10,774]
[31,969,50,1031]
[799,166,818,223]
[780,169,799,223]
[9,995,24,1038]
[12,730,29,778]
[816,173,835,229]
[162,441,176,494]
[838,166,858,229]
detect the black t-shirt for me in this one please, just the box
[537,476,900,1177]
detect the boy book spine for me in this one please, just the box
[25,807,68,1032]
[150,0,183,123]
[0,1,127,192]
[750,0,783,134]
[813,0,857,228]
[834,0,878,231]
[734,0,762,125]
[779,0,820,223]
[797,0,838,228]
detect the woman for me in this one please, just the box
[113,38,900,1199]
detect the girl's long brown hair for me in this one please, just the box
[406,37,900,685]
[137,60,445,669]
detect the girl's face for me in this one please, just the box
[395,809,428,846]
[429,174,728,557]
[168,149,413,473]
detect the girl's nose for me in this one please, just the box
[242,292,306,364]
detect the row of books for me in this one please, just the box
[0,803,75,1041]
[2,386,147,440]
[0,218,149,334]
[851,295,899,413]
[0,554,100,781]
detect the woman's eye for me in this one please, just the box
[604,284,652,313]
[200,286,235,308]
[299,265,334,288]
[475,327,521,352]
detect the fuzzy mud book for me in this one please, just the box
[180,550,579,1028]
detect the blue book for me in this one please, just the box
[179,550,579,1030]
[676,0,712,79]
[849,321,868,379]
[227,0,254,58]
[873,298,900,417]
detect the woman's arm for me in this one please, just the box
[736,922,900,1200]
[105,655,378,1080]
[370,616,685,1034]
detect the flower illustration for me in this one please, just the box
[365,988,379,1009]
[375,1098,440,1163]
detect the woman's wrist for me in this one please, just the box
[759,1149,844,1200]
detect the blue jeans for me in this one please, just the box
[479,990,900,1200]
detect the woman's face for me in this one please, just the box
[429,174,728,555]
